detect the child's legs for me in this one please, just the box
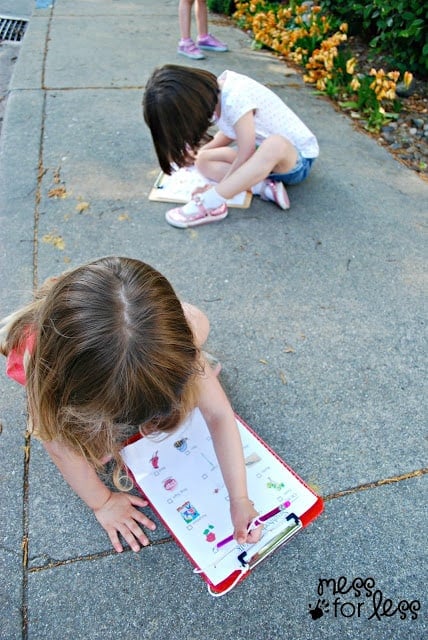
[195,146,237,182]
[195,0,208,36]
[269,154,314,185]
[178,0,195,40]
[215,135,298,200]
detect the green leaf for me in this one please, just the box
[383,112,399,120]
[338,101,359,108]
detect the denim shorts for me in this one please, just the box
[269,152,315,186]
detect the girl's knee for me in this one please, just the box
[182,303,210,347]
[262,134,293,154]
[195,150,208,173]
[260,135,298,168]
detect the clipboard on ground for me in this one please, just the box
[121,408,323,596]
[149,166,252,209]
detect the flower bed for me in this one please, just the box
[233,1,414,131]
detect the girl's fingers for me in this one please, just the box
[128,494,149,508]
[247,524,263,543]
[119,521,149,552]
[133,509,157,532]
[127,519,150,548]
[109,530,124,554]
[128,500,156,531]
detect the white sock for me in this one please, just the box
[181,199,201,215]
[251,180,265,195]
[201,187,226,208]
[181,187,226,216]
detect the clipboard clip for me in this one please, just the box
[237,513,302,570]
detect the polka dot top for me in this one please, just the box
[217,70,319,159]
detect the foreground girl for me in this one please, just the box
[1,257,260,552]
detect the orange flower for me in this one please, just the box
[387,70,400,83]
[403,71,413,88]
[346,57,357,75]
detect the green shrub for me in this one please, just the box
[208,0,236,15]
[321,0,428,77]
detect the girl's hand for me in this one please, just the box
[191,183,211,198]
[230,497,262,545]
[93,492,156,553]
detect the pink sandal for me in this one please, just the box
[165,200,228,229]
[260,179,290,210]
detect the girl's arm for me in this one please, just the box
[220,110,257,182]
[182,302,261,544]
[197,361,261,544]
[199,130,233,152]
[43,439,156,552]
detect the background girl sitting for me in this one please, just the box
[143,65,319,228]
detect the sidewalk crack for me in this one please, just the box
[324,467,427,501]
[27,536,174,573]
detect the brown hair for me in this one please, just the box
[143,64,219,174]
[2,257,200,487]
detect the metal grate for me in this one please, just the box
[0,17,28,43]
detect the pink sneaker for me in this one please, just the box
[165,200,228,228]
[197,34,228,52]
[260,179,290,210]
[178,39,205,60]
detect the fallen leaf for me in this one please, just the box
[118,213,130,221]
[48,186,67,198]
[42,233,65,250]
[308,482,321,494]
[284,345,295,353]
[76,201,90,213]
[279,371,287,384]
[259,358,268,365]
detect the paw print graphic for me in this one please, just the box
[308,599,329,620]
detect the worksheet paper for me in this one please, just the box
[149,166,251,208]
[121,408,317,586]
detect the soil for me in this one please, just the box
[344,35,428,182]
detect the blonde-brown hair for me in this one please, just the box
[1,257,200,488]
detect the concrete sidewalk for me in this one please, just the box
[0,1,426,638]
